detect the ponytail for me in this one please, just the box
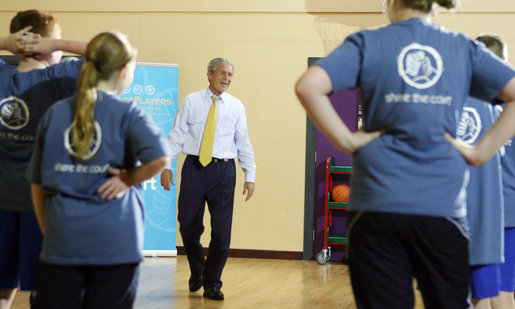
[70,32,137,160]
[71,60,98,159]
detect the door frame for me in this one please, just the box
[302,57,321,260]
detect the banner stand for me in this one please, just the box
[120,62,179,257]
[143,250,178,257]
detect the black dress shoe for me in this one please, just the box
[189,275,203,292]
[203,286,224,300]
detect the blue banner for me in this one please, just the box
[120,63,178,255]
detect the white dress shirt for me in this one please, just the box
[167,88,256,182]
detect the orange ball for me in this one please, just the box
[331,184,350,202]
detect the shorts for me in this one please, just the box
[347,212,470,309]
[471,264,501,299]
[33,261,140,309]
[500,227,515,292]
[0,210,43,291]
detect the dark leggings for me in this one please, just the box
[33,261,140,309]
[348,212,470,309]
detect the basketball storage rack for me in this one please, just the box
[317,156,352,265]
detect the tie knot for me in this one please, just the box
[211,96,219,104]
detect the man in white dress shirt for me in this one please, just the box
[161,57,256,300]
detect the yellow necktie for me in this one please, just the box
[199,96,219,167]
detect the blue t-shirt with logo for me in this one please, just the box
[496,104,515,228]
[458,98,503,265]
[317,18,515,218]
[0,59,83,212]
[27,92,171,265]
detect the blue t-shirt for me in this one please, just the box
[458,98,503,265]
[496,104,515,228]
[0,59,83,212]
[26,92,171,265]
[317,18,515,218]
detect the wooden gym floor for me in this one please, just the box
[11,255,425,308]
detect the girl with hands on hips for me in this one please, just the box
[27,32,171,308]
[295,1,515,307]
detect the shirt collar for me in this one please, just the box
[205,88,226,103]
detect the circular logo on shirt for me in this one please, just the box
[0,96,30,130]
[457,107,481,145]
[398,43,443,89]
[64,121,102,159]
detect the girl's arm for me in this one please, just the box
[0,26,86,57]
[98,156,171,200]
[25,38,87,57]
[31,183,47,235]
[295,65,381,154]
[446,77,515,165]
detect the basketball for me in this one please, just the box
[331,184,350,202]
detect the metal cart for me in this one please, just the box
[316,156,352,265]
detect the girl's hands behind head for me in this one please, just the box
[5,26,40,56]
[22,36,59,61]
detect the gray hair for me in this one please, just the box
[208,57,233,73]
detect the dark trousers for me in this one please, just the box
[0,210,42,291]
[348,212,471,309]
[33,261,140,309]
[178,155,236,289]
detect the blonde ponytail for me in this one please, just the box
[70,32,137,160]
[71,60,98,159]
